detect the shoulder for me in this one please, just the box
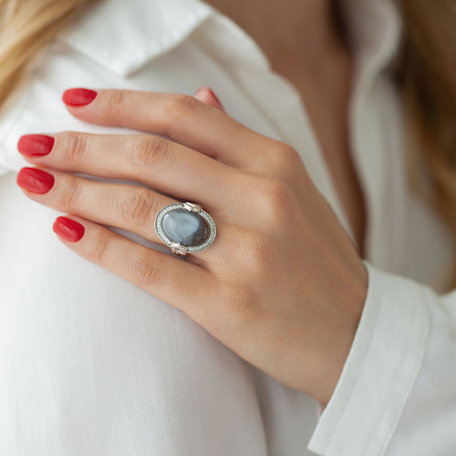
[0,0,213,175]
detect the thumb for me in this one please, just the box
[194,86,225,111]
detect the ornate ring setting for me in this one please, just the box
[154,202,216,256]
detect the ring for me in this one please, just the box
[154,202,216,256]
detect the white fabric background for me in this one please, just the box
[0,0,455,454]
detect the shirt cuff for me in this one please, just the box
[307,260,430,455]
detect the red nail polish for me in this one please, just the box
[62,88,97,107]
[53,216,85,242]
[16,167,55,194]
[207,88,223,108]
[18,134,55,156]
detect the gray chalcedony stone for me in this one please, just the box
[161,208,210,246]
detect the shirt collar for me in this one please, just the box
[57,0,213,77]
[341,0,402,77]
[58,0,402,79]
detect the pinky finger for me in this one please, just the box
[52,215,217,320]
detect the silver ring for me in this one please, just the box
[154,202,216,256]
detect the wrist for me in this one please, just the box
[313,263,367,404]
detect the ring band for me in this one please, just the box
[154,201,216,255]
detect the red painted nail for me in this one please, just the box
[16,167,55,194]
[53,216,85,242]
[17,134,55,156]
[62,88,97,107]
[207,88,223,109]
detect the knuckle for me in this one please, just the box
[165,94,200,121]
[127,135,170,172]
[274,142,300,162]
[60,178,85,210]
[118,189,154,228]
[263,142,302,174]
[129,252,167,287]
[59,131,88,164]
[106,90,128,116]
[258,177,295,220]
[219,282,258,324]
[90,235,111,266]
[280,145,301,166]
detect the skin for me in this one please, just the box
[16,0,369,406]
[205,0,367,256]
[16,87,367,406]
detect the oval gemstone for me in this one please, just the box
[161,208,210,247]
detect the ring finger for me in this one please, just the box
[16,166,225,262]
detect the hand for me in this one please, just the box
[16,87,367,405]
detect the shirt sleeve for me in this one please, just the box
[307,259,456,455]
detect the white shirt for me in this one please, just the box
[0,0,455,454]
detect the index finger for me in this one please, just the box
[61,88,277,169]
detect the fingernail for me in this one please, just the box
[207,88,223,108]
[53,216,85,242]
[62,88,98,107]
[194,86,224,110]
[16,167,55,194]
[17,134,55,156]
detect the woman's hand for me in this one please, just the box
[16,87,367,406]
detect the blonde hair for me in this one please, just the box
[0,0,94,108]
[1,0,456,288]
[396,0,456,289]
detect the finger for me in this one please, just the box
[16,166,226,264]
[16,166,179,246]
[61,88,278,169]
[194,86,225,111]
[17,131,242,210]
[52,214,218,323]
